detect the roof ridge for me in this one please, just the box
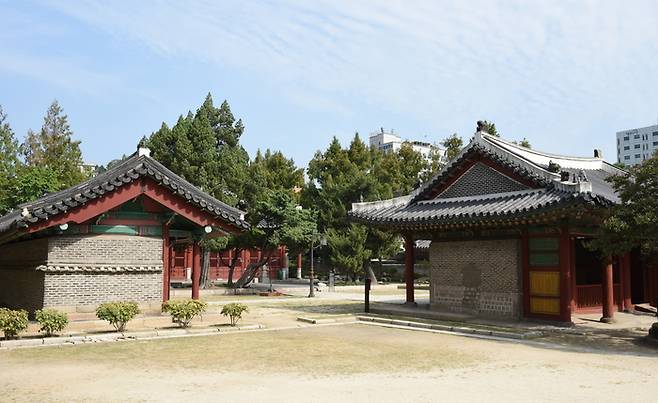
[417,188,547,205]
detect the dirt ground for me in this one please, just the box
[2,320,657,403]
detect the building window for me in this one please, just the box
[635,154,641,158]
[634,144,640,149]
[623,136,629,141]
[654,141,658,146]
[624,146,630,150]
[624,155,630,160]
[634,134,640,139]
[653,131,658,136]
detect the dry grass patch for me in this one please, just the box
[1,324,477,376]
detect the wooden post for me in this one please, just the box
[297,253,303,279]
[621,253,633,312]
[365,278,371,313]
[404,235,415,305]
[600,257,615,323]
[559,226,572,323]
[162,224,170,303]
[192,242,201,300]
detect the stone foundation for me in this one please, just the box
[429,238,521,319]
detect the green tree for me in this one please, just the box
[0,106,20,213]
[326,224,371,281]
[244,149,304,207]
[441,133,463,162]
[233,190,317,287]
[21,100,87,188]
[589,153,658,257]
[479,120,499,136]
[304,133,430,280]
[147,93,249,206]
[517,138,531,148]
[6,166,60,208]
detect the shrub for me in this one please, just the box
[35,309,69,337]
[162,299,207,328]
[221,303,249,326]
[96,301,140,332]
[0,308,29,340]
[650,322,658,339]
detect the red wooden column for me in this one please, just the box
[600,257,615,323]
[162,224,171,303]
[404,235,415,305]
[621,253,633,312]
[559,226,572,323]
[192,242,201,300]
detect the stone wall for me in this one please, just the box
[43,234,163,311]
[0,234,163,313]
[48,234,163,265]
[43,272,162,311]
[0,239,48,312]
[429,238,521,319]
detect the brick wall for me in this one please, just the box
[43,234,163,311]
[43,272,162,311]
[48,234,162,265]
[0,238,48,312]
[429,238,521,319]
[0,234,163,313]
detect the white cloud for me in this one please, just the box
[34,0,658,156]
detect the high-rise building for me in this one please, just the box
[616,124,658,166]
[369,128,445,162]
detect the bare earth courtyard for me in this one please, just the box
[1,295,657,403]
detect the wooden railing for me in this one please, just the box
[576,284,622,308]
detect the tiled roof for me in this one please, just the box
[0,150,250,236]
[350,131,623,229]
[351,188,610,228]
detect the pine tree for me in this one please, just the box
[21,100,87,188]
[0,106,21,212]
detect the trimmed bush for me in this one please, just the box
[650,322,658,339]
[162,299,208,328]
[96,301,140,332]
[0,308,29,340]
[35,309,69,337]
[221,303,249,326]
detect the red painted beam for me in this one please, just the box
[27,180,144,233]
[26,178,244,235]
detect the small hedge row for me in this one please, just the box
[0,308,69,340]
[1,299,251,339]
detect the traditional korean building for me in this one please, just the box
[351,123,657,323]
[0,147,249,314]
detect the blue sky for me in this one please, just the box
[2,1,658,167]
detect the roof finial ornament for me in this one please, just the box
[476,120,486,133]
[137,136,151,157]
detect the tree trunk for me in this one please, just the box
[200,249,210,289]
[234,253,272,288]
[226,248,243,287]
